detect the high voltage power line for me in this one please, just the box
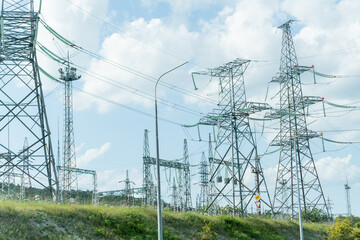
[38,18,216,105]
[36,41,207,117]
[60,0,209,70]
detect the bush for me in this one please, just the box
[355,222,360,229]
[200,223,218,240]
[352,228,360,239]
[337,216,360,227]
[328,218,354,240]
[302,207,330,222]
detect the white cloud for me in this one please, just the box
[315,154,360,183]
[76,17,198,113]
[77,142,111,167]
[95,168,143,192]
[35,0,109,93]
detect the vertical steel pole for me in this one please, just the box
[154,61,188,240]
[154,97,163,240]
[294,133,304,240]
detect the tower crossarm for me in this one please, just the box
[192,58,251,78]
[271,65,313,84]
[194,102,272,126]
[303,96,324,105]
[245,102,272,113]
[265,95,323,119]
[270,129,320,146]
[143,157,188,170]
[57,166,96,175]
[209,157,242,168]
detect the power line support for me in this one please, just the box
[198,151,209,211]
[271,20,329,219]
[345,180,351,217]
[142,129,191,211]
[192,58,273,216]
[0,0,58,200]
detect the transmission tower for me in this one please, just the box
[119,170,135,205]
[143,129,156,205]
[198,151,209,210]
[0,0,58,199]
[20,138,32,201]
[345,180,351,217]
[143,129,192,211]
[192,58,272,217]
[183,139,192,210]
[171,177,179,211]
[271,20,329,219]
[327,196,333,219]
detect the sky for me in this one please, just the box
[32,0,360,216]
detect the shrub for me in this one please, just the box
[200,222,218,240]
[354,222,360,229]
[352,228,360,239]
[302,207,330,222]
[328,218,354,240]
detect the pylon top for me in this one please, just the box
[278,19,296,29]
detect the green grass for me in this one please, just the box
[0,201,330,239]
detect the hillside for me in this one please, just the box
[0,201,329,239]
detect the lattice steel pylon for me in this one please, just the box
[192,58,272,217]
[345,180,351,217]
[198,151,209,210]
[170,177,179,211]
[183,139,192,210]
[0,0,58,200]
[271,20,329,219]
[143,129,155,205]
[143,129,192,211]
[58,59,80,203]
[20,138,32,201]
[119,170,135,205]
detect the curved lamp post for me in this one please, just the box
[155,61,188,240]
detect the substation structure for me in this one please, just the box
[98,188,144,205]
[0,138,33,200]
[98,170,141,206]
[57,166,97,205]
[0,0,58,200]
[143,129,192,211]
[270,20,329,220]
[195,150,209,211]
[190,58,273,217]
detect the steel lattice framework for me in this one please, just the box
[118,170,136,205]
[183,139,192,210]
[271,20,329,219]
[57,166,97,205]
[0,0,58,199]
[192,58,272,217]
[170,177,179,210]
[58,62,80,202]
[20,137,32,200]
[344,181,351,217]
[143,129,156,205]
[143,129,191,211]
[197,151,209,210]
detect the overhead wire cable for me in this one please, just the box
[61,0,209,69]
[37,42,205,117]
[38,66,183,126]
[38,18,215,105]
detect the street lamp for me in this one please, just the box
[154,61,188,240]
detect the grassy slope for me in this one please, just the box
[0,201,329,240]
